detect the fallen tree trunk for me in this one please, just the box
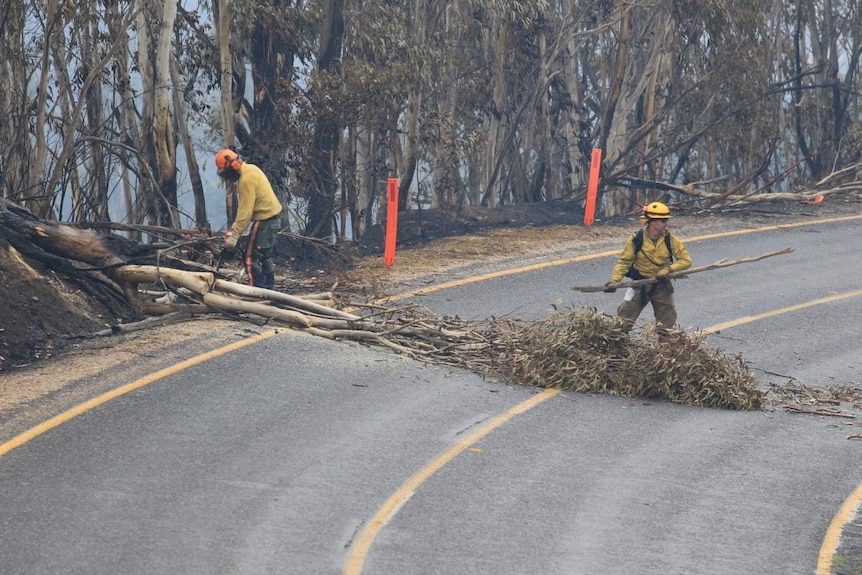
[212,279,359,320]
[110,265,474,347]
[1,199,135,269]
[0,199,145,319]
[202,292,314,327]
[619,171,862,209]
[78,310,215,338]
[111,265,216,292]
[572,247,794,292]
[105,265,344,326]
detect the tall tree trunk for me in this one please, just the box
[598,6,632,216]
[562,32,587,199]
[135,0,157,228]
[483,15,510,209]
[215,0,237,229]
[26,0,60,219]
[351,124,374,239]
[398,0,427,213]
[151,0,178,227]
[305,0,345,239]
[0,2,29,202]
[108,2,148,240]
[80,16,109,222]
[170,57,207,228]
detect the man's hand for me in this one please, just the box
[603,281,617,293]
[655,267,671,280]
[224,229,238,249]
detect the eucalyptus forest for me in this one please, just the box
[2,0,861,245]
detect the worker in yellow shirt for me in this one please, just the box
[215,149,283,290]
[606,201,692,334]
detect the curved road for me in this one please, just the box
[1,216,862,575]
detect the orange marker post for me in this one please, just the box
[383,178,399,266]
[584,148,602,226]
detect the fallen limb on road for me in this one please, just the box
[571,247,794,293]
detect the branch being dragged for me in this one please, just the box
[571,247,794,293]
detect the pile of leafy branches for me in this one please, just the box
[389,307,763,410]
[492,308,762,410]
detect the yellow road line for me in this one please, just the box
[691,289,862,575]
[702,290,862,334]
[3,214,861,571]
[386,214,862,301]
[385,252,620,301]
[0,330,278,458]
[343,388,560,575]
[819,483,862,574]
[346,285,862,574]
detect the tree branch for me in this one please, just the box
[572,248,794,292]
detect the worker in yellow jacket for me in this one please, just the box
[215,149,283,290]
[606,201,692,333]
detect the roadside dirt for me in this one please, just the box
[1,197,860,421]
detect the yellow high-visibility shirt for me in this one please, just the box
[229,163,282,236]
[611,230,692,283]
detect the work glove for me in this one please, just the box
[224,229,238,249]
[655,267,671,280]
[603,281,617,293]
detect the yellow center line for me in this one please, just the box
[342,387,560,575]
[818,484,862,574]
[3,214,860,572]
[0,330,278,458]
[386,214,862,302]
[342,287,862,574]
[693,290,862,575]
[702,289,862,334]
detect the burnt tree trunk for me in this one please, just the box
[0,199,142,318]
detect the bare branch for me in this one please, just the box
[572,248,794,292]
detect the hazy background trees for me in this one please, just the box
[2,0,860,245]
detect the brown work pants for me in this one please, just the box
[616,280,677,333]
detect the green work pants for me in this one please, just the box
[244,216,281,288]
[616,280,677,332]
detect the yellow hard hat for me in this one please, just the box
[643,201,671,219]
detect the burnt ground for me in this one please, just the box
[354,199,592,255]
[1,196,860,373]
[0,247,135,371]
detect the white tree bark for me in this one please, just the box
[216,0,235,148]
[153,0,178,225]
[27,0,60,218]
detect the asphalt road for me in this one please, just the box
[1,217,861,575]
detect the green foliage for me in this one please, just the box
[8,0,862,230]
[830,552,862,575]
[497,308,763,410]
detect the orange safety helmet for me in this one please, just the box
[642,201,671,219]
[215,149,241,175]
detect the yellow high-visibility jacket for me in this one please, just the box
[611,230,692,283]
[229,163,282,237]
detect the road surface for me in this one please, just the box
[1,216,861,575]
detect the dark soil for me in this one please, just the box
[355,199,589,255]
[0,242,130,370]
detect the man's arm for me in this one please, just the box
[669,235,692,272]
[610,237,637,282]
[229,181,255,237]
